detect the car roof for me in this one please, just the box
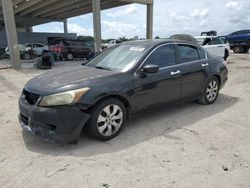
[122,39,198,47]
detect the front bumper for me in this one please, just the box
[18,96,91,144]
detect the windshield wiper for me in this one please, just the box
[95,66,111,71]
[81,62,88,66]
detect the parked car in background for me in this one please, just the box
[19,39,228,144]
[49,39,95,61]
[25,43,48,56]
[107,40,122,48]
[226,30,250,53]
[195,36,230,60]
[170,34,198,44]
[2,44,32,60]
[201,30,217,36]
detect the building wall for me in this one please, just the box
[0,31,77,48]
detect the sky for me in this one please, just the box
[33,0,250,39]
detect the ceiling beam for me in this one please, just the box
[19,0,58,16]
[32,0,82,17]
[40,1,91,18]
[118,0,153,4]
[56,1,128,19]
[14,0,43,13]
[13,0,24,6]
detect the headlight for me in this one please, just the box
[39,87,90,107]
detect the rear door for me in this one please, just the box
[177,44,209,98]
[211,37,225,57]
[204,37,225,57]
[133,44,182,111]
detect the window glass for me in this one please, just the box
[207,39,213,45]
[144,45,176,68]
[33,44,44,48]
[212,37,223,45]
[177,45,200,63]
[198,48,206,59]
[87,45,150,72]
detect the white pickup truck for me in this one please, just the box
[195,36,230,60]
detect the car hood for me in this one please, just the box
[25,65,118,95]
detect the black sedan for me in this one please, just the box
[18,39,228,144]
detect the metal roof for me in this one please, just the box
[0,0,138,27]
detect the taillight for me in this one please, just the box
[51,47,61,53]
[56,47,62,53]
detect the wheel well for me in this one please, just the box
[214,75,221,87]
[94,95,131,119]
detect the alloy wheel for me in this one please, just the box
[97,104,123,136]
[206,80,218,102]
[67,53,73,60]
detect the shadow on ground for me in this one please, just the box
[22,94,239,157]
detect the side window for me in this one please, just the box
[212,37,223,45]
[198,48,206,59]
[144,45,176,68]
[177,45,200,63]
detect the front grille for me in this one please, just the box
[20,113,29,125]
[23,89,40,105]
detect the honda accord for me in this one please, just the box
[18,39,228,144]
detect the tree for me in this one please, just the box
[118,36,129,42]
[77,36,94,42]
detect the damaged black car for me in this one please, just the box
[18,39,228,144]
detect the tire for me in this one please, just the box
[23,53,31,60]
[233,46,244,53]
[224,50,229,61]
[66,52,74,61]
[198,76,220,105]
[85,98,126,141]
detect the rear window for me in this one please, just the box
[177,45,200,63]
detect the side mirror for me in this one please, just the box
[142,64,159,74]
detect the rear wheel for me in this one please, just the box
[198,77,219,105]
[233,46,244,53]
[23,53,31,60]
[66,52,74,61]
[85,98,126,141]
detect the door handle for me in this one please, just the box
[171,70,181,76]
[202,63,209,67]
[217,45,223,47]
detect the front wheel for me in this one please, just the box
[233,46,244,53]
[85,98,126,141]
[66,52,74,61]
[198,77,220,105]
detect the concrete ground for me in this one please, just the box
[0,54,249,188]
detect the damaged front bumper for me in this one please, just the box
[18,96,91,144]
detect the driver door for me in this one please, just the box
[133,44,182,112]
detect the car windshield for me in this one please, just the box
[86,44,149,72]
